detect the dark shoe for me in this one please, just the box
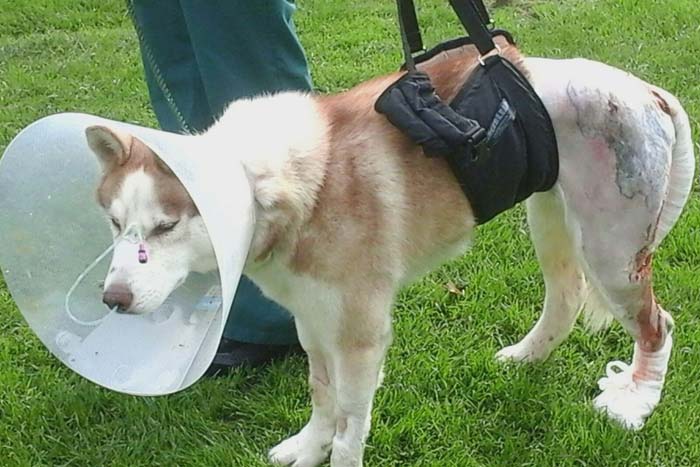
[204,338,303,376]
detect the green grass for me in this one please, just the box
[1,0,699,465]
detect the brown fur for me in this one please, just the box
[288,39,523,283]
[97,136,197,218]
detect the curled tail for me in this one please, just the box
[650,87,696,248]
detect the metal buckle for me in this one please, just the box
[478,44,502,66]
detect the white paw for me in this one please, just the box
[592,361,662,431]
[269,430,331,467]
[495,340,550,363]
[329,438,363,467]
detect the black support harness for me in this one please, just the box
[375,0,559,224]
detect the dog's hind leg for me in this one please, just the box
[496,188,586,362]
[587,261,674,430]
[551,79,694,430]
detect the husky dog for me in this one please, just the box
[86,39,694,467]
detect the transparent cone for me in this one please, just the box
[0,113,254,395]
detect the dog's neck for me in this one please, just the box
[200,92,330,264]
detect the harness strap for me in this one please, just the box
[409,31,515,69]
[397,0,424,55]
[467,0,492,29]
[447,0,496,55]
[395,0,496,69]
[396,0,423,72]
[380,0,560,224]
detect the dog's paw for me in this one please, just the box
[495,341,550,363]
[269,430,331,467]
[592,361,662,430]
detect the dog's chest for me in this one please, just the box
[245,257,341,321]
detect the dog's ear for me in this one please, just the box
[85,125,133,168]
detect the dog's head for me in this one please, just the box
[86,125,216,314]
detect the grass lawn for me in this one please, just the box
[1,0,699,465]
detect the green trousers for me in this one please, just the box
[129,0,311,345]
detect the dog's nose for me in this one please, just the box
[103,284,133,312]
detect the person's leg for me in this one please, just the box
[129,0,310,361]
[126,0,213,133]
[179,0,312,118]
[223,277,298,345]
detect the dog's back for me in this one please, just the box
[282,38,525,289]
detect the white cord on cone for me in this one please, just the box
[64,224,142,326]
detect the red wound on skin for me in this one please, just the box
[629,247,652,283]
[635,282,668,356]
[650,90,671,115]
[629,247,663,359]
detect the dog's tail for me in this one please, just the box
[581,87,695,333]
[649,86,696,249]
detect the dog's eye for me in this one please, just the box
[110,218,121,231]
[152,220,179,236]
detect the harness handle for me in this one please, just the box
[448,0,496,56]
[395,0,497,70]
[397,0,423,72]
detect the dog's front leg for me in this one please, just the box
[269,285,392,467]
[329,293,392,467]
[269,328,337,467]
[330,340,388,467]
